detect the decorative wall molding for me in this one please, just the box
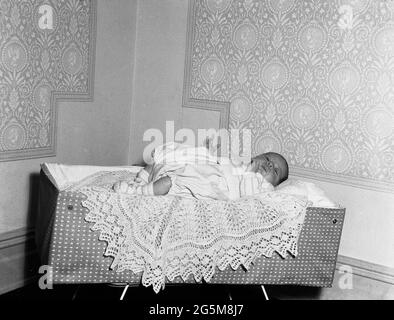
[183,98,230,129]
[337,254,394,285]
[182,0,394,193]
[290,167,394,194]
[0,0,97,162]
[0,226,34,249]
[0,227,39,295]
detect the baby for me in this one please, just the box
[113,142,288,201]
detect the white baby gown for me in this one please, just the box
[144,142,274,201]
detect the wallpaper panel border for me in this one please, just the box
[182,0,230,130]
[0,0,97,162]
[182,0,394,194]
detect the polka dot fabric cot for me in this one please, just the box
[40,173,345,288]
[202,207,345,287]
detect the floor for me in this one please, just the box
[0,283,327,319]
[2,284,300,318]
[0,282,275,301]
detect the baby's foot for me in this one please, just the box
[113,180,132,193]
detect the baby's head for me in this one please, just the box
[247,152,289,187]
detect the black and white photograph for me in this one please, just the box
[0,0,393,311]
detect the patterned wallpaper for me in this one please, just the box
[0,0,96,161]
[183,0,394,192]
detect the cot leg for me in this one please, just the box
[120,284,129,301]
[71,285,80,301]
[261,285,269,301]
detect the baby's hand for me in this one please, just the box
[113,181,130,193]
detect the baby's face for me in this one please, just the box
[247,152,288,187]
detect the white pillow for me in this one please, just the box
[41,163,142,191]
[275,178,339,208]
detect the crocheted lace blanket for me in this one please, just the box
[75,171,309,293]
